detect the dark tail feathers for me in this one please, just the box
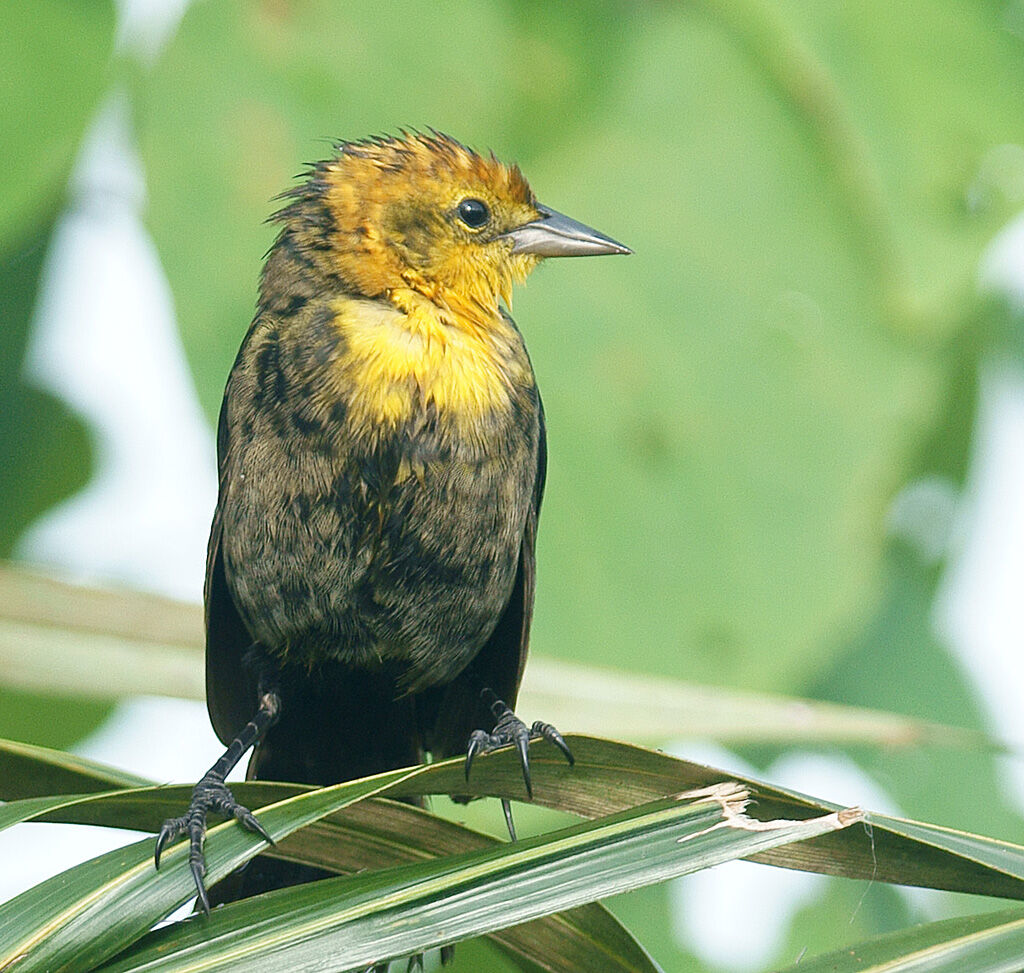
[208,667,424,906]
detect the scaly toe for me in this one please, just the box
[155,775,270,908]
[531,721,574,766]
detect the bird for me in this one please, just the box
[155,131,630,913]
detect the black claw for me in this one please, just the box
[533,721,575,766]
[501,798,517,841]
[238,808,275,846]
[154,819,179,869]
[191,860,211,915]
[440,945,455,966]
[465,733,483,781]
[515,731,532,799]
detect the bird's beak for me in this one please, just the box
[504,206,631,257]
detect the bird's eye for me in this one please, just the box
[457,198,490,229]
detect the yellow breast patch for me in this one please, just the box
[329,292,528,431]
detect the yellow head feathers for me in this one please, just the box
[277,132,543,314]
[274,130,629,329]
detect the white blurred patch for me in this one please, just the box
[74,695,226,782]
[887,476,960,564]
[0,822,145,904]
[115,0,192,62]
[15,92,217,603]
[936,361,1024,807]
[979,165,1024,310]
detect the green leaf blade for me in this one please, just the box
[97,785,859,972]
[0,767,423,973]
[780,907,1024,973]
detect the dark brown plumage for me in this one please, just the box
[156,132,629,915]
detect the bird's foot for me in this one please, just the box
[155,772,273,914]
[464,696,574,839]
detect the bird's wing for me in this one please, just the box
[425,399,547,758]
[204,387,260,747]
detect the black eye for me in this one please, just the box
[457,198,490,229]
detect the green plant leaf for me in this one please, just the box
[387,738,1024,901]
[0,751,659,973]
[7,736,1024,902]
[94,785,857,973]
[517,0,1011,693]
[0,755,657,973]
[0,737,148,798]
[0,563,205,703]
[0,226,94,566]
[0,766,428,973]
[10,737,1024,970]
[1,789,658,973]
[777,906,1024,973]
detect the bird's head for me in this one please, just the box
[277,131,629,316]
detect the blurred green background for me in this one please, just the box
[5,0,1024,969]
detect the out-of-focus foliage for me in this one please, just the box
[0,0,112,556]
[0,219,92,560]
[0,1,115,256]
[5,0,1024,969]
[132,0,1024,696]
[0,1,114,741]
[0,0,112,554]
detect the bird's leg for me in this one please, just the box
[155,688,281,913]
[464,687,573,839]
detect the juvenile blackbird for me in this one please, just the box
[156,131,630,911]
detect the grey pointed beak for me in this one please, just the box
[504,205,631,257]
